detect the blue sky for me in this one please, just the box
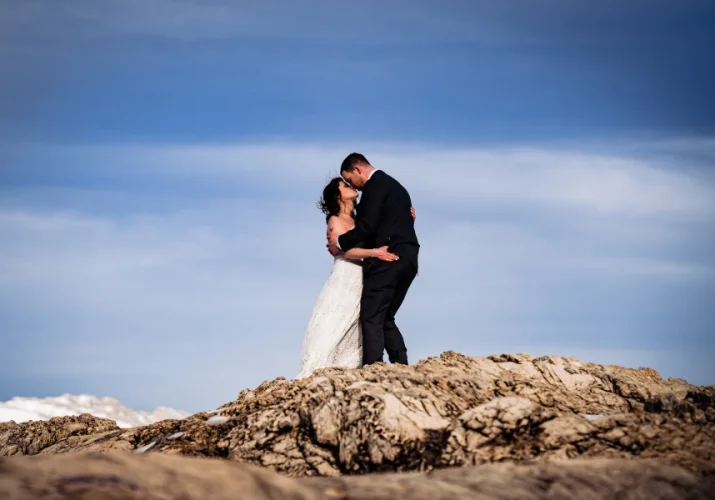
[1,1,714,413]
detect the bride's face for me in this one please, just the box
[339,181,358,202]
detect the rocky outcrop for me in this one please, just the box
[1,452,712,500]
[0,414,120,456]
[1,352,713,479]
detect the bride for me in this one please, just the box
[297,177,415,378]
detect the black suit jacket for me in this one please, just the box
[338,170,420,270]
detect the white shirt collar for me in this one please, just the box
[367,168,380,181]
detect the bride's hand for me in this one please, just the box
[373,246,399,261]
[410,206,416,221]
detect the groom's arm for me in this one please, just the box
[337,184,384,252]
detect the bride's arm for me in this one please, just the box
[327,217,396,261]
[328,216,371,260]
[344,247,377,260]
[345,245,399,262]
[347,240,400,260]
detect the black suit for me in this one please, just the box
[338,170,420,365]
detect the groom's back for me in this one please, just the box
[371,171,420,268]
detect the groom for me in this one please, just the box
[328,152,420,366]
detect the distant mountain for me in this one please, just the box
[0,394,189,428]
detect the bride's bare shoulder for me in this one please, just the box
[327,215,348,228]
[327,216,353,235]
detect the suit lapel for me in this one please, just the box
[356,170,382,222]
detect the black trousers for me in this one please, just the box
[360,258,417,365]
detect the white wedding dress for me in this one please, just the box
[297,253,363,378]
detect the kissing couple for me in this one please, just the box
[297,152,420,378]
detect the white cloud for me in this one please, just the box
[1,140,713,411]
[27,141,715,218]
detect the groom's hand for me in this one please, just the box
[327,243,339,256]
[326,227,340,256]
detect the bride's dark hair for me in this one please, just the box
[318,177,356,222]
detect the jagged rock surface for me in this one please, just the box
[1,352,713,479]
[0,414,120,456]
[1,452,712,500]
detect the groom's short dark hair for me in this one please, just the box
[340,152,370,172]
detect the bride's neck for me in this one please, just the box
[337,205,354,219]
